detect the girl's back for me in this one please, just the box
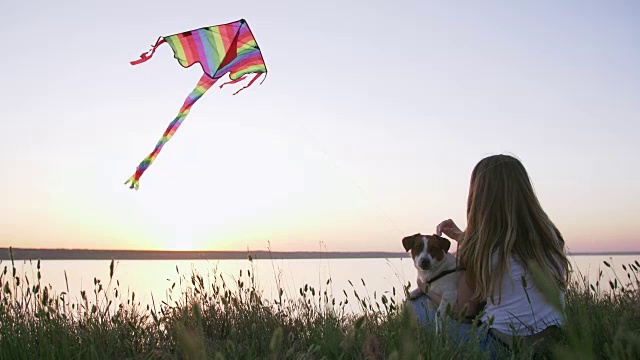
[482,255,564,336]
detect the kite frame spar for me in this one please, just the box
[125,19,267,190]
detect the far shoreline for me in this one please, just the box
[1,247,638,261]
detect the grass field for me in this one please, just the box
[1,248,639,359]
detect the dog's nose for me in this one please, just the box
[419,259,430,269]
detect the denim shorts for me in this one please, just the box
[405,294,507,358]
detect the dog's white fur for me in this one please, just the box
[407,235,459,333]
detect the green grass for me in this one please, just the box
[1,248,639,359]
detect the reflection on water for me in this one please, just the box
[2,255,638,312]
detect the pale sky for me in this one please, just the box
[0,0,638,253]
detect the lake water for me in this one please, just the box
[2,255,638,313]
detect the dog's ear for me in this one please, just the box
[402,234,418,252]
[430,235,451,253]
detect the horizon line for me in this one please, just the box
[1,247,639,261]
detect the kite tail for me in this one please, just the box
[130,37,167,65]
[219,76,247,89]
[232,73,264,95]
[125,74,218,190]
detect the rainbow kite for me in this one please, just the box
[125,19,267,190]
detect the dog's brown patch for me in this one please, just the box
[426,235,451,261]
[402,233,425,259]
[402,234,451,261]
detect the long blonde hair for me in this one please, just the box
[458,154,570,303]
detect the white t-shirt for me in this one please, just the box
[481,255,565,336]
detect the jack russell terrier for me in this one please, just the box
[403,233,458,332]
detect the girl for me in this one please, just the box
[407,154,570,356]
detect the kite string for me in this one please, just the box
[291,120,406,237]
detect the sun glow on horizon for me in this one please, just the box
[167,237,195,251]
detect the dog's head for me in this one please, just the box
[402,233,451,271]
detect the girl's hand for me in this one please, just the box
[436,219,464,241]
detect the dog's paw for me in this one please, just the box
[409,288,424,300]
